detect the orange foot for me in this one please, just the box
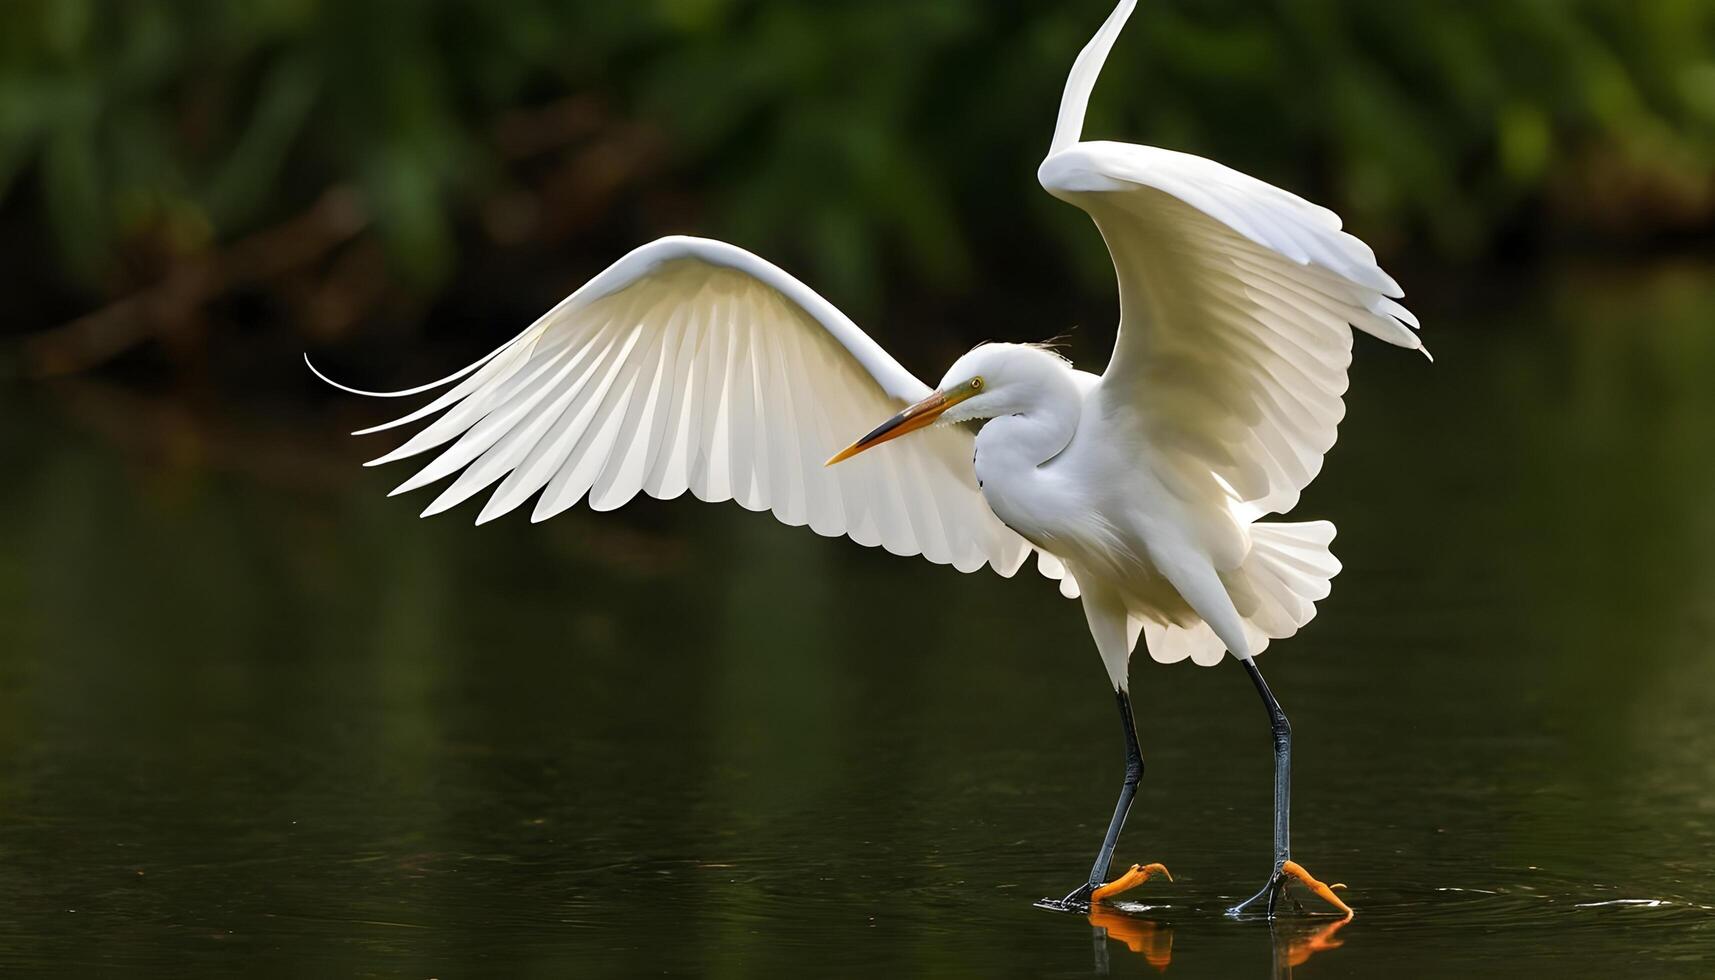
[1091,862,1173,903]
[1281,859,1353,920]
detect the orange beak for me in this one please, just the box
[825,387,971,466]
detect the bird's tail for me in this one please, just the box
[1138,521,1340,666]
[1231,520,1341,645]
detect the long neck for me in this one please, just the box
[974,371,1082,470]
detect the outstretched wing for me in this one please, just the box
[311,236,1032,575]
[1041,0,1426,519]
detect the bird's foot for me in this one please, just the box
[1060,881,1095,907]
[1036,882,1094,913]
[1039,863,1172,913]
[1282,860,1353,919]
[1093,862,1172,903]
[1227,868,1291,918]
[1226,859,1352,920]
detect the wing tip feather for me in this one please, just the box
[305,351,485,400]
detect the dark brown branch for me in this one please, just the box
[23,187,369,378]
[20,96,666,380]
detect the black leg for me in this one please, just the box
[1227,657,1292,917]
[1060,689,1144,905]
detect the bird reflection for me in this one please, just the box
[1272,916,1352,976]
[1087,907,1173,973]
[1075,906,1352,976]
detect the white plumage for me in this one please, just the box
[313,0,1422,914]
[313,0,1420,685]
[312,237,1031,575]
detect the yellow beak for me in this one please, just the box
[825,387,973,466]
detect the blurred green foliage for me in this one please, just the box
[3,0,1713,314]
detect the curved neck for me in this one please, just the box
[975,372,1082,469]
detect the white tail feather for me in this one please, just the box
[1141,520,1340,667]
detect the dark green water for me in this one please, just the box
[3,263,1714,976]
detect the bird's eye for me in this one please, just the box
[970,377,984,391]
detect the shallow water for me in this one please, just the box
[3,262,1714,975]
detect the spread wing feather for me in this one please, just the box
[1041,0,1425,520]
[310,236,1032,575]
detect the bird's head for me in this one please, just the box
[825,342,1069,465]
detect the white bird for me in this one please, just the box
[311,0,1422,919]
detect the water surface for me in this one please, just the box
[2,262,1714,975]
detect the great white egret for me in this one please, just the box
[310,0,1422,919]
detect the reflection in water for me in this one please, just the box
[1275,915,1351,973]
[1076,905,1352,976]
[1087,906,1174,972]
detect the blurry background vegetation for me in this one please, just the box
[2,0,1713,383]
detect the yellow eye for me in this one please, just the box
[970,377,984,391]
